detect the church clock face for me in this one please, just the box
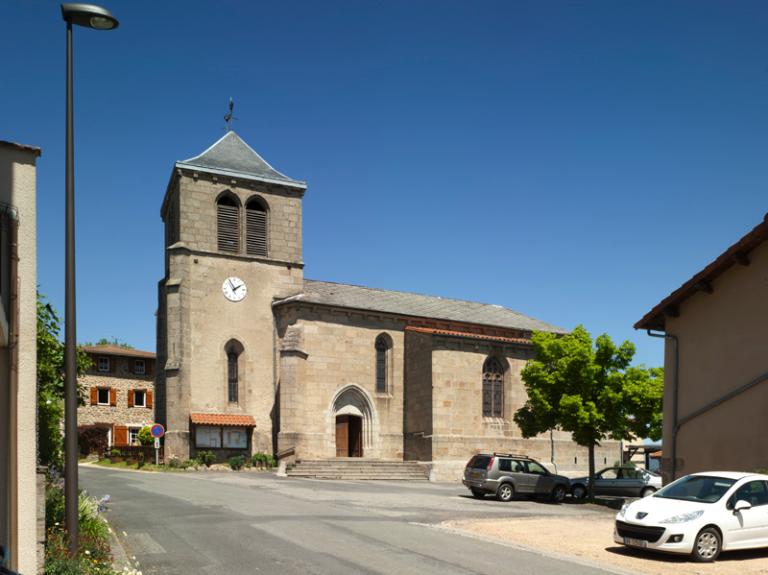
[222,277,247,302]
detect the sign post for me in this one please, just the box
[150,424,165,466]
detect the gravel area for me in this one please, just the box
[444,515,768,575]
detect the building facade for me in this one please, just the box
[636,214,768,482]
[0,140,40,573]
[156,131,619,478]
[78,344,156,450]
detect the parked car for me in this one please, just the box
[614,471,768,562]
[462,452,571,503]
[570,466,662,499]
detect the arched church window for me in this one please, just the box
[246,197,268,256]
[225,340,244,403]
[217,194,240,253]
[482,356,503,418]
[375,334,392,393]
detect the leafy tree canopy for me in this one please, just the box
[82,337,134,349]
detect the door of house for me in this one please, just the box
[335,415,363,457]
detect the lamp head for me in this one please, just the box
[61,3,118,30]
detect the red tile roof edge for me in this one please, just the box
[189,413,256,427]
[405,326,531,345]
[82,344,155,358]
[635,213,768,331]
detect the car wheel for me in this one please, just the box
[496,483,514,502]
[571,484,586,499]
[640,487,656,498]
[470,488,485,499]
[551,484,566,503]
[691,527,721,562]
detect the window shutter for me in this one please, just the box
[113,426,128,446]
[246,207,267,256]
[109,388,117,407]
[217,202,240,253]
[147,390,153,409]
[90,387,98,406]
[127,390,134,408]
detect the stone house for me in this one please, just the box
[156,131,620,479]
[78,344,156,449]
[0,140,40,573]
[636,213,768,482]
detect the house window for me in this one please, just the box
[97,388,110,406]
[375,334,391,393]
[195,426,221,448]
[134,390,146,408]
[482,356,504,418]
[134,359,146,375]
[129,427,140,445]
[225,339,244,404]
[217,194,240,253]
[97,357,110,372]
[223,427,247,449]
[245,197,268,256]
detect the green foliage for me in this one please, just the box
[137,426,154,446]
[82,337,134,349]
[514,325,663,496]
[181,459,196,469]
[251,452,276,468]
[228,455,246,470]
[196,450,216,467]
[37,294,93,469]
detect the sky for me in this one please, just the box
[2,0,767,367]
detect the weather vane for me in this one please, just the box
[224,97,236,131]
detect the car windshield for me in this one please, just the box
[655,475,736,503]
[468,456,491,470]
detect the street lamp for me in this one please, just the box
[60,3,118,556]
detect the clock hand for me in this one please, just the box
[228,280,236,291]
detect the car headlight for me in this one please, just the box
[659,510,704,524]
[617,503,629,519]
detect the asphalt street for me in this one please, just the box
[81,465,618,575]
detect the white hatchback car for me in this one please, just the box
[615,471,768,562]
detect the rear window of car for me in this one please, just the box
[469,455,491,469]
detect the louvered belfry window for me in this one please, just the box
[375,335,389,393]
[246,198,268,256]
[227,351,238,403]
[482,357,503,417]
[217,195,240,253]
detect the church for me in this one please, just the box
[155,130,618,479]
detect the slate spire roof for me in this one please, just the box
[176,131,306,189]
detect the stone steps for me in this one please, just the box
[287,459,429,480]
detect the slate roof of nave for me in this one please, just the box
[176,131,306,189]
[275,279,567,334]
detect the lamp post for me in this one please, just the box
[60,3,118,556]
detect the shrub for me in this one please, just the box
[180,459,196,470]
[138,426,154,446]
[252,452,276,469]
[109,448,120,458]
[196,450,216,467]
[167,457,181,469]
[228,455,246,471]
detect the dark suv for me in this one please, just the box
[462,452,570,502]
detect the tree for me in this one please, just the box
[37,294,92,469]
[137,426,154,446]
[513,325,663,500]
[83,337,134,349]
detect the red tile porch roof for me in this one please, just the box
[190,413,256,427]
[405,326,531,345]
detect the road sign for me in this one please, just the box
[150,423,165,438]
[154,438,160,449]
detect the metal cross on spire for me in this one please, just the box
[224,97,236,131]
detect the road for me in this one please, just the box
[81,465,617,575]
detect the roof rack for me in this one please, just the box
[492,452,529,458]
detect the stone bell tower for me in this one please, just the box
[156,131,306,460]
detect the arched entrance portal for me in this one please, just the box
[330,385,376,458]
[336,414,362,457]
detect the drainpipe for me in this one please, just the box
[646,330,678,481]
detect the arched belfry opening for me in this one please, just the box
[330,386,376,458]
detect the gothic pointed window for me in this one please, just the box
[225,340,244,404]
[217,194,240,253]
[246,197,268,257]
[482,356,504,418]
[375,334,392,393]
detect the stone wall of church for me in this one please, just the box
[403,330,433,461]
[276,306,406,460]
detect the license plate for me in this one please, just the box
[623,537,648,548]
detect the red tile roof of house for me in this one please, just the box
[635,213,768,331]
[405,326,531,345]
[82,344,155,359]
[190,413,256,427]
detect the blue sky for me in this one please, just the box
[3,1,767,366]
